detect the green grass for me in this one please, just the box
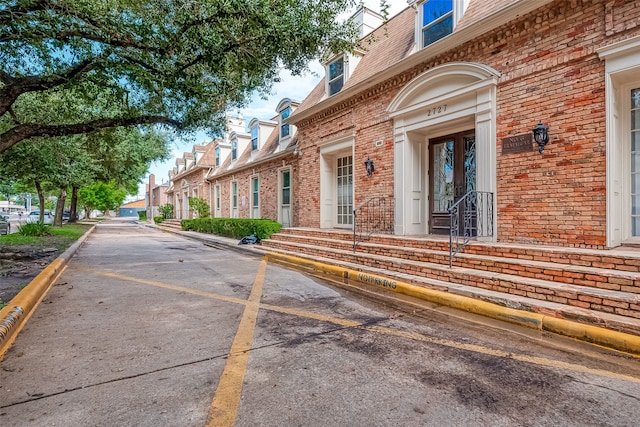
[0,223,92,252]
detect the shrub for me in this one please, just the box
[158,204,174,220]
[181,218,282,239]
[153,216,164,224]
[138,210,147,221]
[18,222,52,237]
[188,197,210,218]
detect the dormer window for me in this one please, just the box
[421,0,453,47]
[193,152,198,163]
[215,147,220,166]
[251,125,259,151]
[328,56,345,96]
[280,107,290,139]
[231,139,238,160]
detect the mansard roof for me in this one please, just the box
[292,0,554,123]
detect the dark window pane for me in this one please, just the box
[329,58,344,80]
[423,14,453,46]
[329,77,344,96]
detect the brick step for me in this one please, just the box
[156,219,182,231]
[263,245,640,337]
[261,238,640,321]
[267,233,640,294]
[277,228,640,272]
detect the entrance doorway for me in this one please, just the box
[429,130,476,234]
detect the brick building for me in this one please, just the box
[166,138,218,220]
[156,1,640,332]
[145,174,169,220]
[206,102,300,227]
[286,0,640,250]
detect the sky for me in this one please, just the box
[140,1,408,196]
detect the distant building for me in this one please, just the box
[119,199,146,217]
[145,174,169,220]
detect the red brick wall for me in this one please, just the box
[209,155,299,222]
[295,0,640,248]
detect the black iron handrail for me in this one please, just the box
[449,190,494,267]
[353,197,394,252]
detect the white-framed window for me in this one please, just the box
[251,125,259,151]
[231,139,237,160]
[278,166,292,227]
[214,184,221,217]
[230,180,238,218]
[280,107,290,139]
[232,181,238,208]
[631,87,640,236]
[328,56,345,96]
[420,0,453,47]
[250,175,260,218]
[215,147,220,166]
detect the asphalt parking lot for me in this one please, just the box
[1,219,639,426]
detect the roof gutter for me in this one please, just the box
[289,0,554,125]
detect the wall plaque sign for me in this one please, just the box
[501,134,533,155]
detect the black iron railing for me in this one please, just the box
[449,191,493,267]
[353,197,394,252]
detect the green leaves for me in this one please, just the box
[1,0,384,150]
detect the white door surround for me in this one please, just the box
[319,136,355,229]
[599,35,640,247]
[388,62,498,238]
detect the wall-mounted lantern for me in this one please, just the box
[364,157,375,176]
[532,121,549,154]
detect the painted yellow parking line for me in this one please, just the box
[205,260,266,426]
[76,266,640,392]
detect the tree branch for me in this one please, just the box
[0,116,182,154]
[0,59,97,117]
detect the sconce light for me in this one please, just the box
[293,147,302,156]
[364,157,375,176]
[532,121,549,154]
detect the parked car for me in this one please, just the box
[0,215,9,235]
[26,210,54,224]
[62,210,70,221]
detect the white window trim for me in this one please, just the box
[230,180,238,218]
[214,184,221,218]
[326,55,345,97]
[277,166,292,226]
[276,98,293,147]
[412,0,469,51]
[249,174,260,218]
[599,35,640,246]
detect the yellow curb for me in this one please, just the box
[0,258,66,360]
[264,251,640,355]
[0,225,95,361]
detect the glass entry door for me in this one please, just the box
[430,130,476,234]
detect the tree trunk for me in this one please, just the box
[35,181,45,221]
[69,186,79,222]
[54,188,67,226]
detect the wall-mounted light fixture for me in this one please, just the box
[532,121,549,154]
[293,147,302,156]
[364,157,375,176]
